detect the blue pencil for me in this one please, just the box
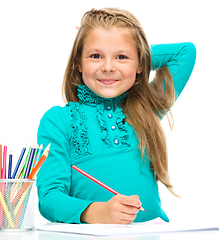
[34,144,43,167]
[8,151,12,179]
[18,184,32,228]
[12,144,26,179]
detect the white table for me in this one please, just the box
[1,229,219,240]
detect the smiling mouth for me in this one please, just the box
[98,79,119,85]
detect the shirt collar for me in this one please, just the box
[77,84,127,107]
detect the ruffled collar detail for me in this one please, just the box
[77,84,127,107]
[66,84,129,159]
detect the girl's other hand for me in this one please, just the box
[81,195,141,224]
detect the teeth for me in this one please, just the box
[98,79,117,84]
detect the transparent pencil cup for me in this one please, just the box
[0,179,35,231]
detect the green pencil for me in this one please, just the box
[20,145,32,179]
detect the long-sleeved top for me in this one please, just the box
[37,42,196,224]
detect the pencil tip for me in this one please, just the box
[139,206,145,212]
[45,143,51,152]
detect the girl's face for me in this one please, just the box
[79,27,141,99]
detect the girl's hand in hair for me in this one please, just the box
[81,195,140,224]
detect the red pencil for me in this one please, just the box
[72,165,145,211]
[2,145,7,179]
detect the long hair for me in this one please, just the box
[62,8,176,195]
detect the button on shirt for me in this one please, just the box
[103,102,121,147]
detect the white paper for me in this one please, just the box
[37,218,219,236]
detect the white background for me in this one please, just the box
[0,0,218,226]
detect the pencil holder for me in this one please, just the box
[0,179,35,231]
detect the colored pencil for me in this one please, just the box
[14,183,32,215]
[24,147,35,179]
[72,165,145,211]
[2,145,7,179]
[0,190,15,228]
[0,183,3,227]
[18,187,31,227]
[21,145,32,179]
[27,143,50,180]
[15,149,28,179]
[1,145,7,227]
[12,144,26,179]
[34,144,43,167]
[10,182,19,201]
[30,144,39,171]
[4,184,15,220]
[11,143,51,206]
[15,202,24,228]
[8,151,12,179]
[11,181,30,206]
[0,142,2,179]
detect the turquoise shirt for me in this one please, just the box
[37,43,196,224]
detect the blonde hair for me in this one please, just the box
[62,8,176,195]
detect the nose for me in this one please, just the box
[101,58,116,73]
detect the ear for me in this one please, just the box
[75,53,82,73]
[78,64,82,73]
[136,64,142,74]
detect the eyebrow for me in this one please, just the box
[87,48,100,52]
[85,48,134,57]
[84,49,103,55]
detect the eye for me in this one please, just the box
[117,55,128,60]
[91,54,101,59]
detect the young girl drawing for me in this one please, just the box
[37,8,196,224]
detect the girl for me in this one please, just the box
[37,8,196,224]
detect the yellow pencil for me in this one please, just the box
[0,191,15,228]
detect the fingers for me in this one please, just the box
[81,195,142,224]
[109,195,141,224]
[115,213,137,224]
[117,194,141,210]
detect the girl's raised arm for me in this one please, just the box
[151,42,196,102]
